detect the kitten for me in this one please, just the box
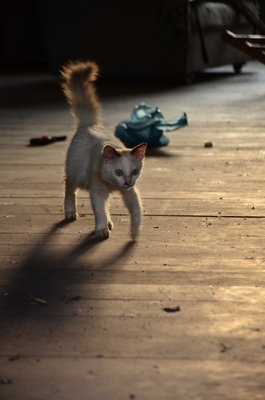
[61,60,146,239]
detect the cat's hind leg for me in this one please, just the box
[64,179,78,220]
[121,187,141,239]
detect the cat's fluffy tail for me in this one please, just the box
[61,60,100,127]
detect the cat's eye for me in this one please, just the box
[131,168,138,176]
[115,169,123,176]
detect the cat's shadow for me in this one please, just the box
[0,219,135,326]
[146,147,181,158]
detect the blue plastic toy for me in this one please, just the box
[115,103,188,148]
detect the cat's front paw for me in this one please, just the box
[95,227,110,239]
[108,220,113,230]
[65,211,78,221]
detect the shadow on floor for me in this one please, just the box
[0,219,136,326]
[0,65,255,109]
[145,147,182,158]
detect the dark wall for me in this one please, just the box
[0,0,263,74]
[0,0,47,67]
[40,0,186,75]
[260,2,265,22]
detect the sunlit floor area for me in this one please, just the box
[1,61,265,399]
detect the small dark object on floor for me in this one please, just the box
[8,354,20,362]
[29,296,48,306]
[163,306,181,313]
[220,343,231,353]
[29,136,67,146]
[0,378,13,385]
[204,141,213,148]
[61,295,83,304]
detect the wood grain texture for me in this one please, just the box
[1,62,265,400]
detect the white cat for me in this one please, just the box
[61,60,146,239]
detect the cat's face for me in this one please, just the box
[101,143,147,189]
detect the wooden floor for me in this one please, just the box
[1,62,265,399]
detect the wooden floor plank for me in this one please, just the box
[0,196,264,217]
[1,358,265,400]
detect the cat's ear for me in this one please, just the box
[130,143,147,161]
[102,145,121,161]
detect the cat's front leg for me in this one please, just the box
[64,180,78,220]
[90,188,110,239]
[107,217,113,231]
[122,187,141,239]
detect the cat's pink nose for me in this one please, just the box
[124,178,132,187]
